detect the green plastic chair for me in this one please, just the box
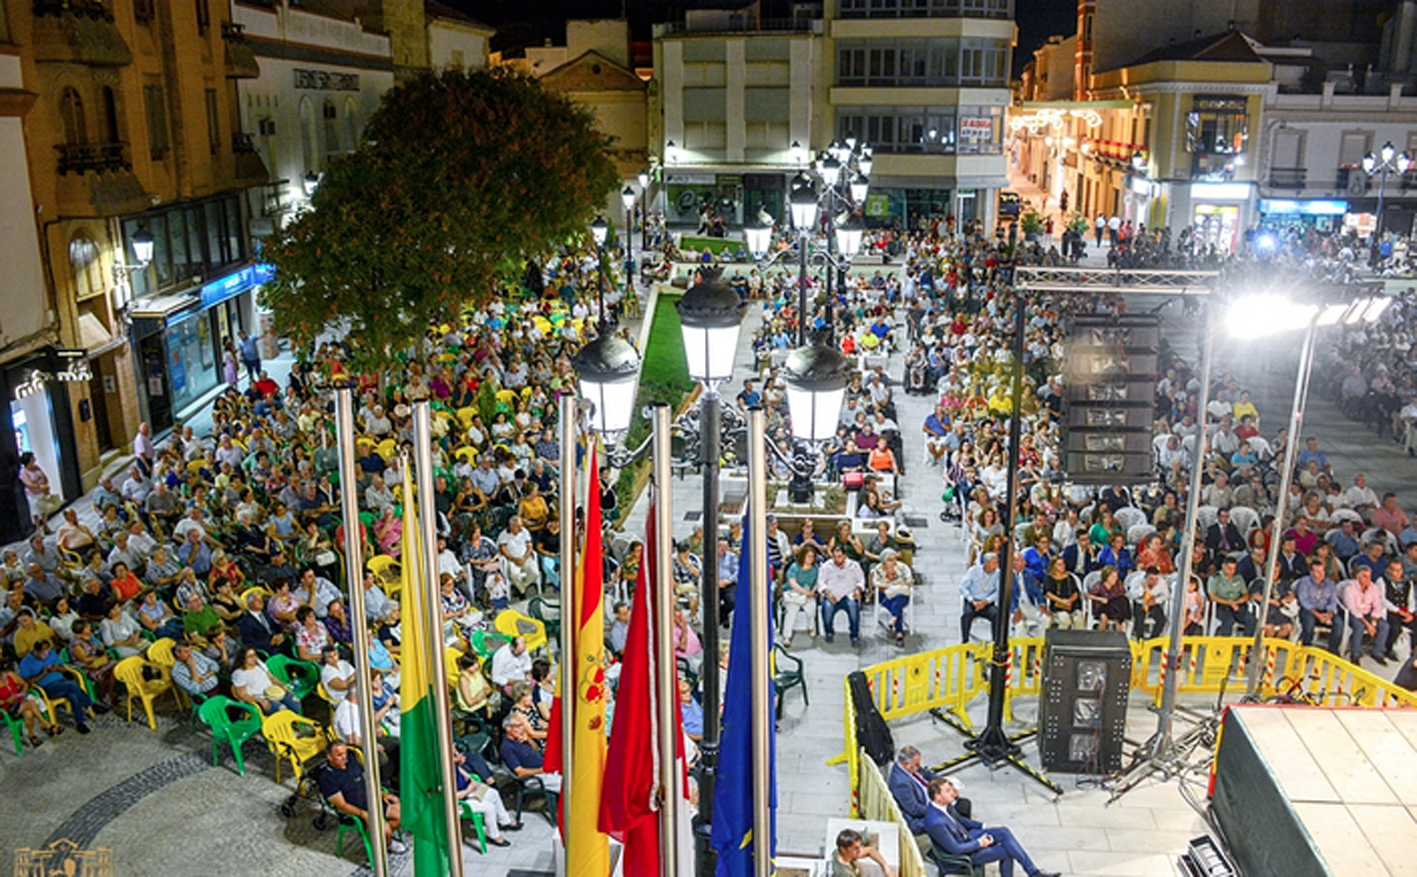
[266,654,321,700]
[773,644,808,720]
[458,798,488,854]
[198,696,264,776]
[930,839,982,876]
[468,630,509,661]
[1,707,26,755]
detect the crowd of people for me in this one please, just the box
[6,206,1417,869]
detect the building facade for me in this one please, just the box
[4,0,269,538]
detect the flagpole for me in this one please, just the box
[651,403,680,877]
[335,387,387,877]
[557,392,578,854]
[745,406,772,877]
[412,401,465,876]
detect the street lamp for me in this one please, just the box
[622,185,638,290]
[130,226,155,266]
[835,214,865,262]
[744,219,774,261]
[638,170,652,249]
[849,173,869,205]
[675,278,745,873]
[1361,141,1412,267]
[576,214,641,437]
[302,171,321,198]
[790,140,805,167]
[1131,150,1147,173]
[782,344,851,442]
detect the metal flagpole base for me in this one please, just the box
[926,711,1064,797]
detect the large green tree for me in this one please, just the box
[261,67,619,370]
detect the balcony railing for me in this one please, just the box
[1268,167,1306,189]
[55,142,131,174]
[658,17,817,35]
[837,0,1013,20]
[232,132,258,155]
[33,0,114,20]
[221,21,246,41]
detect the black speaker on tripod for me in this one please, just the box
[1039,629,1131,773]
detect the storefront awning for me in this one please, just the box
[130,293,199,324]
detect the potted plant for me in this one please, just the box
[1019,209,1045,241]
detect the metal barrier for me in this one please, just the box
[838,636,1417,821]
[857,752,929,877]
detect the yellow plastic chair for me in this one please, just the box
[375,439,397,463]
[366,555,402,598]
[114,655,177,730]
[186,459,206,475]
[444,647,464,686]
[495,389,517,406]
[146,636,183,704]
[33,665,96,725]
[262,710,333,785]
[454,446,478,465]
[239,585,274,609]
[493,610,547,654]
[456,407,477,430]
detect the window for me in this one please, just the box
[101,87,119,143]
[1185,96,1248,155]
[121,195,247,297]
[1084,13,1093,42]
[205,89,220,154]
[298,96,316,175]
[838,106,1002,155]
[60,88,87,146]
[134,0,153,23]
[837,40,1007,88]
[321,99,341,162]
[195,0,208,31]
[0,0,11,43]
[144,84,169,159]
[69,235,103,300]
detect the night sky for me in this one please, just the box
[459,0,1078,76]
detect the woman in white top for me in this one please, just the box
[100,601,145,658]
[47,596,80,643]
[230,647,303,715]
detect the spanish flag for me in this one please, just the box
[544,444,610,876]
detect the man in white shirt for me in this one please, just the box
[498,517,539,596]
[489,637,532,693]
[436,535,469,600]
[818,545,866,646]
[299,568,342,618]
[1341,473,1380,519]
[1126,567,1170,639]
[320,645,356,705]
[332,678,400,783]
[364,475,395,514]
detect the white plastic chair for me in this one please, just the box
[1195,505,1219,534]
[1126,523,1156,547]
[1229,506,1260,537]
[1115,507,1146,532]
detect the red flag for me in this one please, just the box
[600,493,696,876]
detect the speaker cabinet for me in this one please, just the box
[1040,629,1131,774]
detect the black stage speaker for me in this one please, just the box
[1039,629,1131,773]
[1062,315,1159,484]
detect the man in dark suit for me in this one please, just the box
[237,592,291,655]
[1060,530,1100,576]
[890,746,971,860]
[924,777,1057,877]
[1205,508,1244,554]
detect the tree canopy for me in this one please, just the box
[260,67,619,370]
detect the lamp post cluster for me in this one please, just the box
[571,196,852,872]
[745,139,872,348]
[1361,141,1413,268]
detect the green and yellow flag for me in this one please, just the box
[399,481,451,876]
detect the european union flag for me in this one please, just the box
[710,511,776,877]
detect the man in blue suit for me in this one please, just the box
[887,746,937,835]
[924,777,1058,877]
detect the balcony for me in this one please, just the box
[222,22,260,79]
[656,17,820,36]
[1267,167,1306,190]
[836,0,1013,20]
[52,142,151,217]
[31,0,133,66]
[232,133,270,182]
[55,141,130,174]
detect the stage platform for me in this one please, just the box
[1212,705,1417,877]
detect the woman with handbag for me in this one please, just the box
[231,646,302,714]
[871,549,914,647]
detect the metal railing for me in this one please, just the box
[837,0,1013,20]
[33,0,113,19]
[231,132,259,155]
[1267,167,1306,189]
[658,17,817,35]
[55,142,131,174]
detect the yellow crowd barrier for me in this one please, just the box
[856,752,928,877]
[837,636,1417,820]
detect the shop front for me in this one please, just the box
[1342,197,1417,241]
[1186,182,1253,253]
[1256,198,1347,232]
[1,348,85,542]
[128,263,270,434]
